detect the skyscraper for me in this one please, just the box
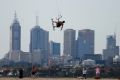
[49,41,60,57]
[29,16,49,65]
[63,29,76,58]
[8,13,22,62]
[107,35,116,49]
[103,34,119,61]
[10,12,21,51]
[77,29,94,59]
[29,17,49,53]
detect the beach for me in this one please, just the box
[0,78,119,80]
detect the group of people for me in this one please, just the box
[18,66,101,79]
[82,66,100,79]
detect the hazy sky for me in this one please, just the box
[0,0,120,59]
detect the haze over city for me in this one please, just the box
[0,0,120,59]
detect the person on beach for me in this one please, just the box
[19,68,23,79]
[82,67,87,79]
[31,66,37,77]
[95,66,100,79]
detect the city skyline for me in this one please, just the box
[0,0,120,59]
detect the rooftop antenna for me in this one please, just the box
[36,15,39,26]
[114,25,117,39]
[113,25,118,47]
[14,11,17,20]
[13,11,19,23]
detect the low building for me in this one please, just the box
[83,54,102,61]
[31,49,48,66]
[113,55,120,62]
[20,52,31,63]
[8,51,21,62]
[82,59,96,67]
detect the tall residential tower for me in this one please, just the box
[77,29,94,59]
[63,29,76,58]
[10,12,21,51]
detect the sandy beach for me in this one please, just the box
[0,78,119,80]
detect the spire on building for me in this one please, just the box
[14,11,17,20]
[114,26,117,39]
[13,11,18,23]
[114,32,116,40]
[36,16,39,26]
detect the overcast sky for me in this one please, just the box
[0,0,120,59]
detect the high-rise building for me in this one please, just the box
[49,41,60,57]
[103,34,119,61]
[63,29,76,58]
[10,12,21,51]
[29,16,49,65]
[77,29,94,59]
[107,35,116,49]
[29,17,49,53]
[8,13,22,62]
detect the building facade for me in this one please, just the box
[103,35,119,61]
[29,25,49,53]
[29,19,49,65]
[49,41,60,57]
[8,13,22,62]
[77,29,94,59]
[63,29,76,58]
[83,54,102,61]
[10,13,21,51]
